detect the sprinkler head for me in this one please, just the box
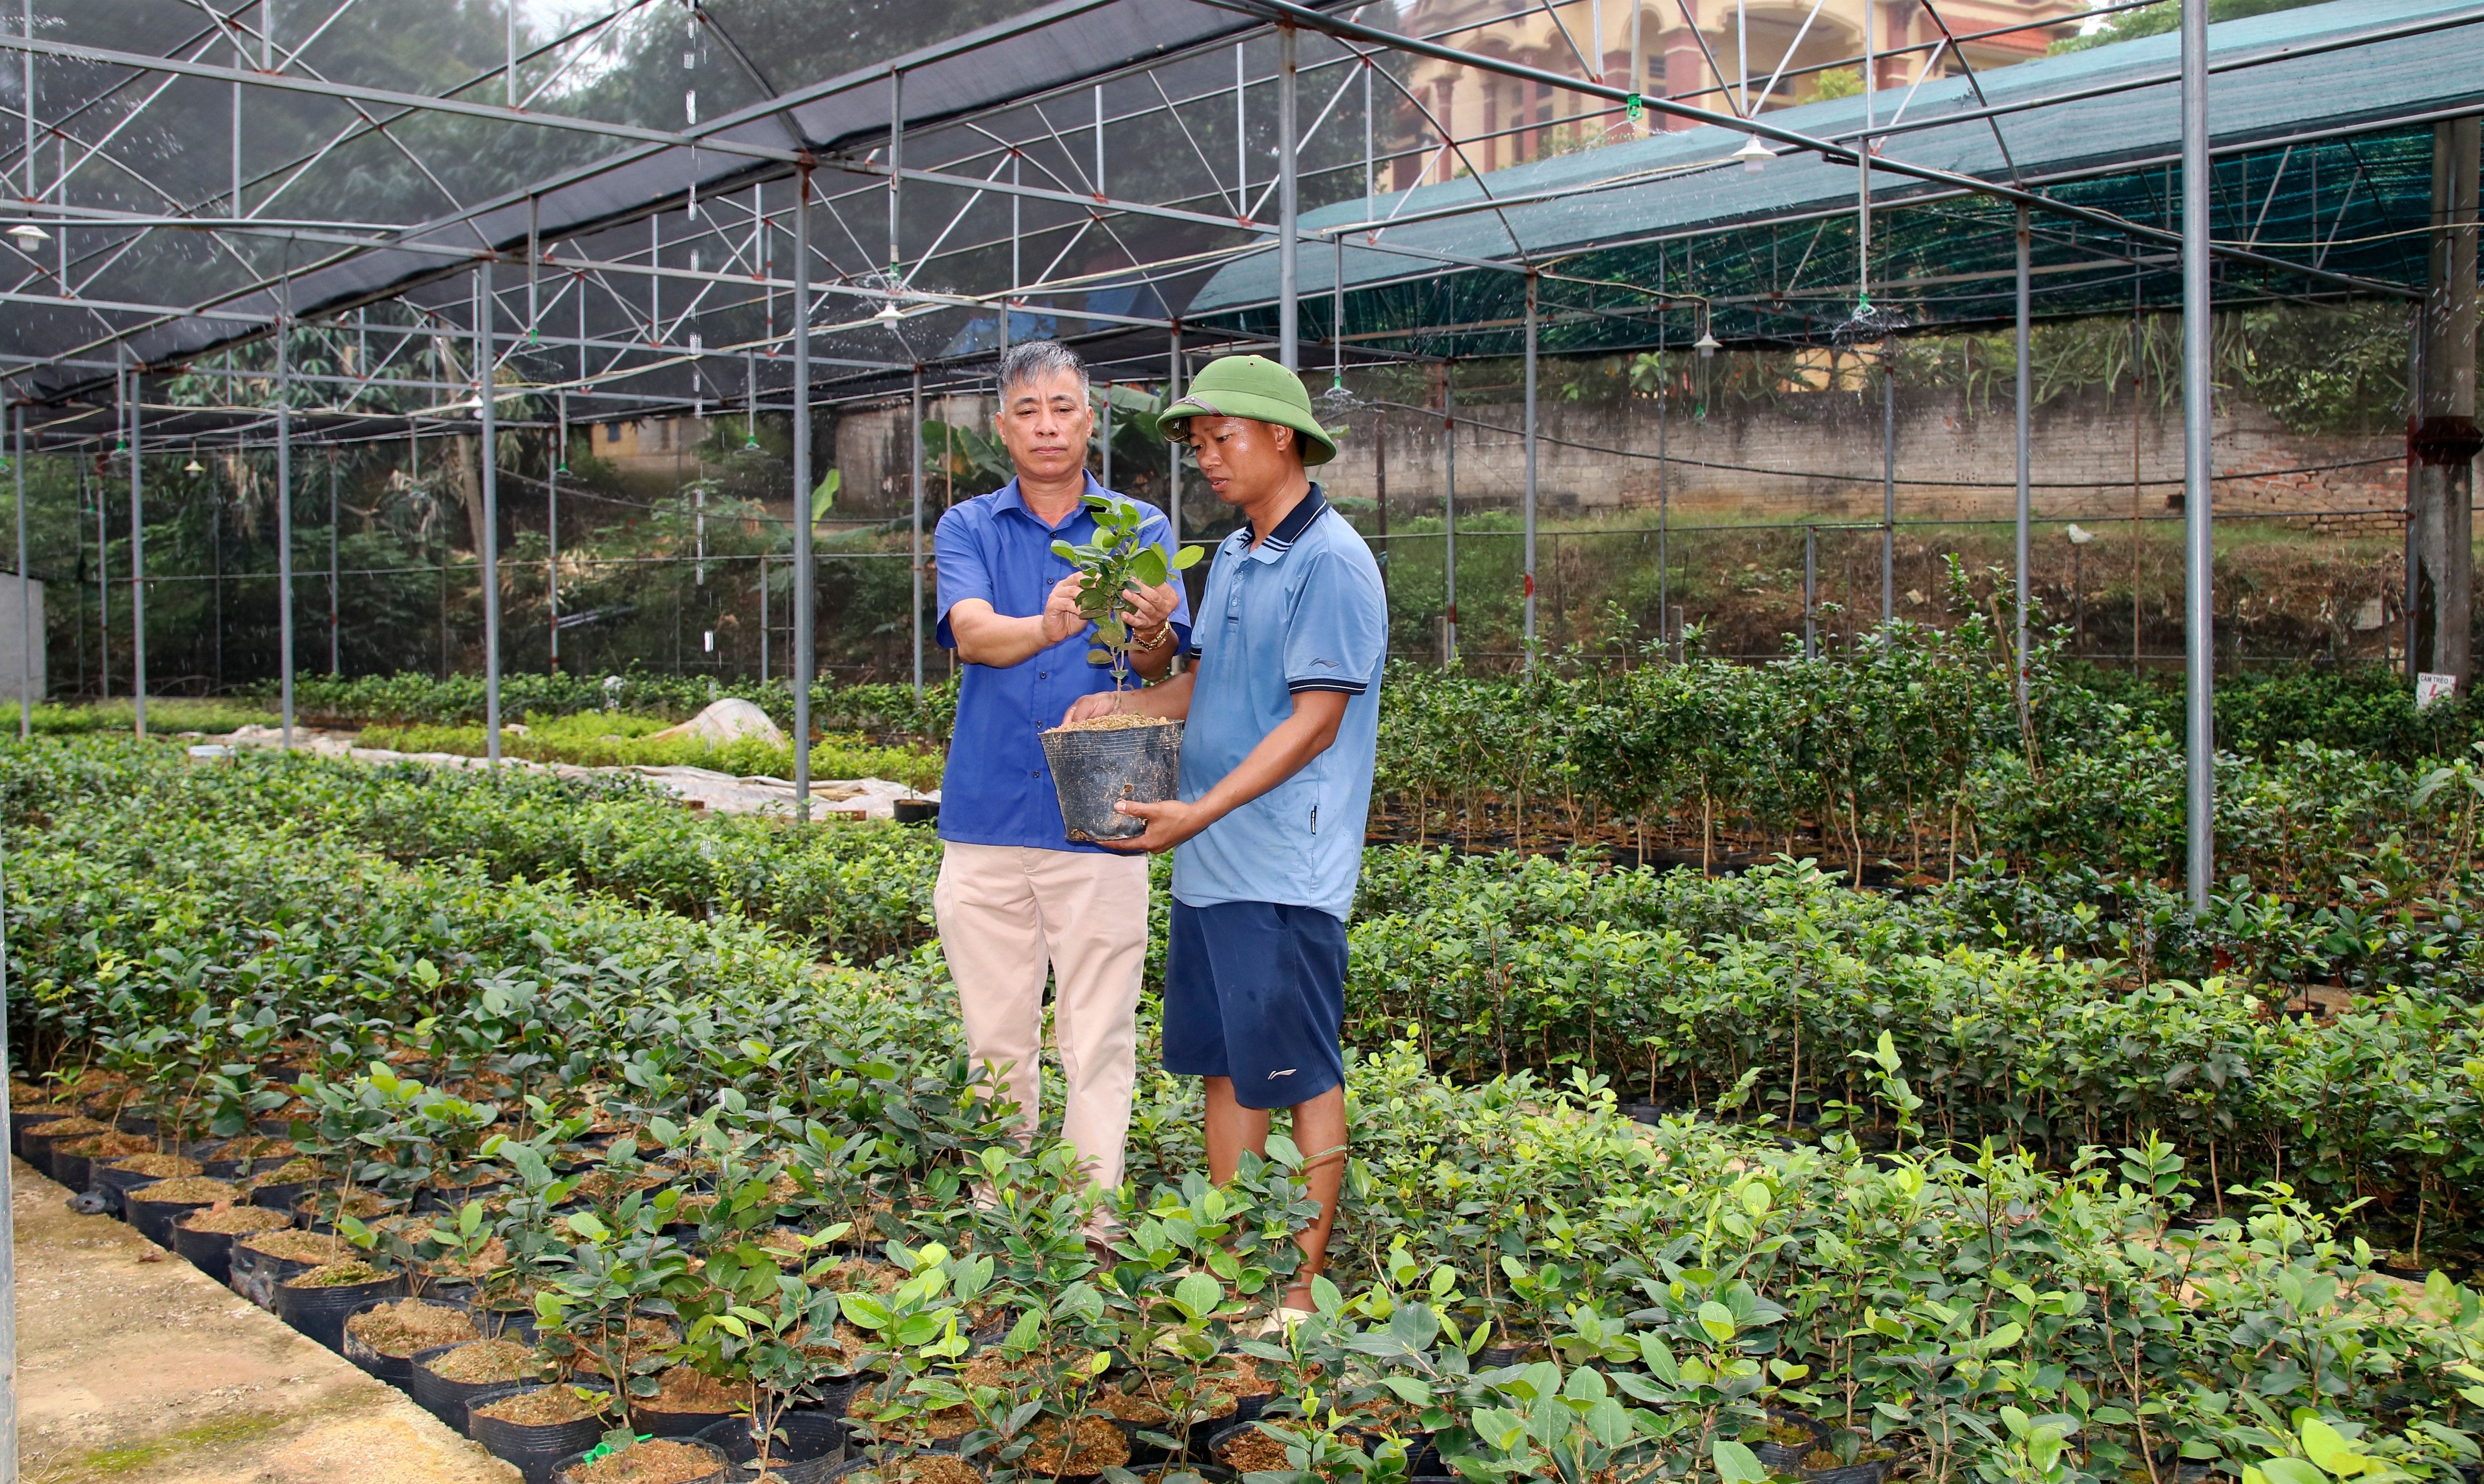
[6,223,49,249]
[1733,136,1775,173]
[1694,330,1721,358]
[184,457,204,474]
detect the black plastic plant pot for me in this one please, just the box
[1799,1462,1895,1484]
[550,1438,731,1484]
[276,1269,406,1352]
[46,1146,98,1192]
[172,1220,243,1285]
[893,799,939,826]
[466,1381,615,1481]
[19,1121,90,1178]
[1040,720,1183,842]
[126,1187,231,1249]
[411,1342,546,1431]
[1752,1411,1831,1470]
[88,1161,168,1215]
[825,1451,989,1483]
[10,1108,72,1160]
[341,1296,475,1387]
[247,1178,315,1214]
[699,1409,849,1484]
[233,1241,332,1309]
[635,1400,741,1440]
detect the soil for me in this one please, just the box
[424,1235,511,1281]
[571,1169,666,1200]
[846,1456,983,1484]
[285,1259,391,1289]
[108,1153,204,1179]
[236,1157,322,1190]
[138,1176,239,1203]
[1803,1449,1845,1470]
[1091,1388,1170,1426]
[422,1337,545,1385]
[1200,1355,1281,1400]
[1216,1425,1291,1473]
[59,1131,155,1160]
[346,1298,479,1357]
[25,1114,110,1140]
[303,1190,393,1221]
[567,1437,720,1484]
[180,1203,296,1235]
[1021,1414,1129,1476]
[239,1229,351,1265]
[1047,713,1176,734]
[219,1135,299,1163]
[636,1365,748,1415]
[474,1383,609,1426]
[818,1257,905,1294]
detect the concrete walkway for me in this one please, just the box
[13,1159,517,1484]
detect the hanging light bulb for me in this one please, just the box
[1733,136,1774,173]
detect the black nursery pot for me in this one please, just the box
[88,1160,169,1215]
[276,1268,406,1352]
[698,1409,849,1484]
[826,1452,989,1483]
[127,1187,229,1248]
[466,1381,615,1484]
[1041,720,1182,842]
[172,1220,243,1285]
[550,1438,731,1484]
[340,1296,473,1386]
[10,1108,72,1160]
[411,1342,548,1431]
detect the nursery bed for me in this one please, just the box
[10,1156,516,1484]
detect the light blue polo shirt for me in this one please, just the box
[1170,485,1388,921]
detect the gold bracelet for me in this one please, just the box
[1133,621,1174,653]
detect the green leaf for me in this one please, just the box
[1173,1272,1224,1321]
[1087,649,1115,666]
[2300,1421,2367,1477]
[1172,544,1205,569]
[1131,546,1168,589]
[1714,1440,1769,1484]
[2260,1459,2331,1484]
[1051,541,1078,562]
[810,468,841,522]
[1696,1301,1738,1343]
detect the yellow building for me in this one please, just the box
[1395,0,2089,188]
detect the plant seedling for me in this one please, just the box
[1048,492,1204,689]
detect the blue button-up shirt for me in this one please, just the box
[1170,485,1389,919]
[933,474,1193,852]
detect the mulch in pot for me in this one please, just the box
[51,1133,157,1197]
[92,1151,202,1215]
[825,1452,985,1484]
[630,1364,751,1437]
[345,1296,478,1386]
[20,1115,111,1176]
[1018,1415,1129,1478]
[232,1228,353,1307]
[173,1203,294,1284]
[126,1175,240,1246]
[1210,1422,1293,1475]
[553,1437,730,1484]
[411,1337,555,1430]
[201,1135,297,1178]
[277,1260,406,1351]
[469,1381,617,1484]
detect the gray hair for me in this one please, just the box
[996,340,1088,400]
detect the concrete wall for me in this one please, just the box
[0,572,44,704]
[821,383,2407,532]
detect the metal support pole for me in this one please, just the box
[1100,382,1113,489]
[2181,0,2215,908]
[327,450,340,675]
[911,366,925,694]
[549,390,562,671]
[1803,525,1817,660]
[1168,327,1183,550]
[126,368,146,738]
[0,772,18,1484]
[1442,372,1458,668]
[2410,117,2481,691]
[13,406,27,736]
[1278,25,1299,370]
[1657,375,1669,655]
[1882,363,1895,623]
[2015,205,2032,707]
[477,261,503,769]
[1522,276,1539,662]
[793,169,816,822]
[888,71,905,289]
[276,301,295,747]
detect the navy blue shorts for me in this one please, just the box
[1163,898,1348,1111]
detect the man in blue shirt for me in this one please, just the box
[1063,354,1386,1323]
[933,341,1191,1216]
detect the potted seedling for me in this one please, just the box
[1039,491,1204,842]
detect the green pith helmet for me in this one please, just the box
[1154,354,1343,466]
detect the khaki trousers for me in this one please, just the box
[934,842,1149,1192]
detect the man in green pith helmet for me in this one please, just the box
[1063,353,1386,1325]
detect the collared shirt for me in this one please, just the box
[1170,485,1389,920]
[933,473,1194,852]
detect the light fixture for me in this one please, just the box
[7,223,48,249]
[1733,135,1775,173]
[1694,329,1721,358]
[184,455,204,474]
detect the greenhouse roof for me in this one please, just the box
[1188,0,2484,360]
